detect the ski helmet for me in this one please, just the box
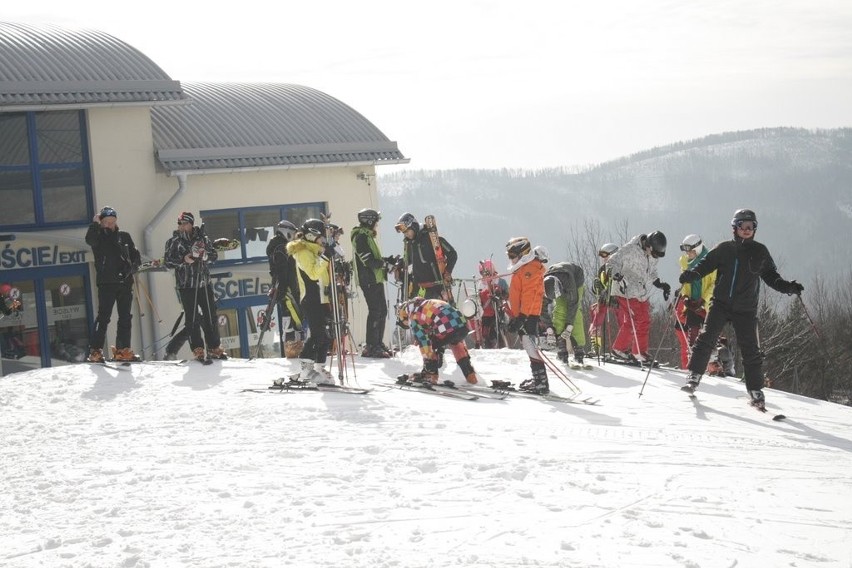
[301,218,325,242]
[357,208,381,226]
[395,212,419,234]
[177,212,195,225]
[395,298,421,329]
[645,231,667,258]
[99,206,118,219]
[478,259,496,277]
[276,220,298,241]
[731,208,758,230]
[533,245,549,264]
[599,243,618,258]
[543,275,563,300]
[505,237,531,259]
[680,234,704,253]
[327,223,343,238]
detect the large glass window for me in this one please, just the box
[0,111,92,228]
[200,203,326,264]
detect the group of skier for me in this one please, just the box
[83,203,804,410]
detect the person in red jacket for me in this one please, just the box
[477,259,509,349]
[504,237,549,393]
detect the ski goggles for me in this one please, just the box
[735,221,756,231]
[680,241,702,252]
[598,251,611,259]
[394,223,410,233]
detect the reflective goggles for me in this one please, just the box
[735,221,756,231]
[394,223,410,233]
[680,241,702,252]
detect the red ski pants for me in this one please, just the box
[612,297,650,355]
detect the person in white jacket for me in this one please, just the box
[606,231,671,363]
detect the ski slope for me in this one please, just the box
[1,347,850,567]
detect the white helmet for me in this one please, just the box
[599,243,618,257]
[680,234,704,254]
[533,245,549,264]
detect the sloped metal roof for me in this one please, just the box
[0,21,185,109]
[151,82,407,174]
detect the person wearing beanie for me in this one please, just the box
[85,206,142,363]
[163,212,226,363]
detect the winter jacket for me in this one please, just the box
[607,234,659,301]
[287,238,330,305]
[545,262,585,335]
[681,237,796,313]
[479,277,508,317]
[86,223,141,286]
[266,235,299,299]
[163,228,218,289]
[351,226,387,287]
[403,229,457,286]
[404,297,469,361]
[507,254,545,317]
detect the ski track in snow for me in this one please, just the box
[1,347,851,567]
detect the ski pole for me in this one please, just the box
[135,274,162,323]
[535,346,581,394]
[796,293,832,361]
[638,299,679,398]
[132,274,145,319]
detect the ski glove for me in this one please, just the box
[611,272,624,281]
[653,279,671,301]
[679,270,700,284]
[507,315,527,334]
[785,280,804,295]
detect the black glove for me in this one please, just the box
[592,279,604,295]
[323,244,336,258]
[786,280,804,296]
[507,315,527,334]
[611,272,623,282]
[679,270,699,285]
[653,279,671,301]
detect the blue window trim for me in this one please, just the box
[200,202,327,268]
[0,110,94,230]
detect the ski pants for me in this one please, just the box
[689,304,763,392]
[91,282,134,350]
[361,283,388,346]
[177,285,220,351]
[612,297,650,355]
[299,297,331,364]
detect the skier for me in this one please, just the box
[588,243,618,356]
[674,234,715,369]
[85,206,142,363]
[351,208,395,358]
[396,297,480,384]
[163,212,226,362]
[680,209,803,410]
[544,261,588,366]
[504,237,549,393]
[0,283,24,360]
[0,283,21,317]
[279,218,336,385]
[477,259,509,349]
[266,219,303,356]
[607,231,671,363]
[395,213,457,301]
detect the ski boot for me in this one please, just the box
[207,346,228,360]
[192,347,207,363]
[748,389,766,411]
[681,373,702,394]
[610,349,632,362]
[87,348,105,363]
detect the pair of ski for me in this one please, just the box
[391,375,599,405]
[135,238,240,274]
[681,384,786,421]
[87,359,187,371]
[242,377,370,395]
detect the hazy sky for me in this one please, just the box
[8,1,852,170]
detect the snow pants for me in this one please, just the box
[91,282,134,350]
[688,304,763,392]
[611,297,650,356]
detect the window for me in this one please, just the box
[0,111,92,228]
[200,203,326,263]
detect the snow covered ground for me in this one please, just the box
[1,347,851,567]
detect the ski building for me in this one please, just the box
[0,21,407,376]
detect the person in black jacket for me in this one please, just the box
[163,212,225,362]
[265,219,302,355]
[85,206,142,363]
[679,209,804,410]
[395,212,457,302]
[352,208,395,358]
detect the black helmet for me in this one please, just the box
[543,275,563,300]
[327,223,343,238]
[395,212,419,233]
[506,237,531,259]
[99,206,118,219]
[301,218,325,242]
[645,231,667,258]
[731,208,758,229]
[357,208,381,226]
[276,220,297,241]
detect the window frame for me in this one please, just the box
[0,110,94,229]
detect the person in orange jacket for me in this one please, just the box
[504,236,549,394]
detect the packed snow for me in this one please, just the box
[1,347,851,567]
